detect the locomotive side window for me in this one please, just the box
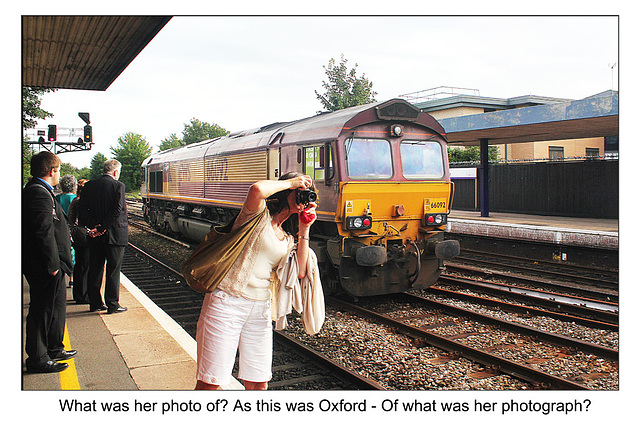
[400,140,445,179]
[345,138,393,179]
[149,170,163,193]
[304,145,331,180]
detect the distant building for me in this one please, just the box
[403,87,616,161]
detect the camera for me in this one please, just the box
[295,189,317,207]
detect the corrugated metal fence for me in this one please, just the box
[451,159,618,219]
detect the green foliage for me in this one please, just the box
[90,153,109,179]
[182,118,228,145]
[448,146,500,163]
[59,162,78,178]
[22,86,56,184]
[22,141,34,186]
[110,132,152,192]
[159,119,228,151]
[315,54,377,112]
[159,133,183,151]
[22,86,56,130]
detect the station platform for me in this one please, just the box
[447,210,618,250]
[21,275,243,391]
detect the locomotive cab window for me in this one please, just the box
[345,138,393,179]
[400,140,445,179]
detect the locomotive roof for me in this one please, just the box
[142,99,446,166]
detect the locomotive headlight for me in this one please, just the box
[346,215,373,230]
[390,124,404,137]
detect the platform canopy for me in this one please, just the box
[439,92,619,146]
[22,16,171,91]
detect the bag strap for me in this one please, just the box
[181,207,267,292]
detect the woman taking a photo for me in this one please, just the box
[195,172,317,390]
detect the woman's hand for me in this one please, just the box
[296,200,316,279]
[289,174,313,191]
[245,175,314,213]
[299,201,317,225]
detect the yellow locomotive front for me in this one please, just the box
[314,102,460,296]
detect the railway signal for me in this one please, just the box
[26,112,94,154]
[84,125,92,142]
[48,124,57,142]
[80,112,92,143]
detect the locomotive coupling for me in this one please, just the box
[427,240,460,259]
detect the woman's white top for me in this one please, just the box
[242,222,289,301]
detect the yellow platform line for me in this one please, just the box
[59,323,80,390]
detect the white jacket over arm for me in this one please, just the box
[273,247,325,335]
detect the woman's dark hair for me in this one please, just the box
[266,171,317,235]
[266,171,317,215]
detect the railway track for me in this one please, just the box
[452,248,619,290]
[444,262,618,304]
[125,199,619,390]
[436,273,618,329]
[326,296,607,390]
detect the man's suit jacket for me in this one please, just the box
[22,178,73,276]
[78,174,128,246]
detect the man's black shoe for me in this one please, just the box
[49,349,77,361]
[90,304,107,312]
[107,306,127,314]
[26,360,69,373]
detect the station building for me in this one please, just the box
[404,87,618,161]
[400,87,618,218]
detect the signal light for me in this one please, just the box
[48,125,57,142]
[84,125,92,142]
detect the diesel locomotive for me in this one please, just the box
[140,99,459,297]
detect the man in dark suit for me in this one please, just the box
[79,159,128,314]
[22,151,76,373]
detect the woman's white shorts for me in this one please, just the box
[196,288,272,386]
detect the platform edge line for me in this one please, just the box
[59,323,81,390]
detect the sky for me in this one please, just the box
[24,15,620,168]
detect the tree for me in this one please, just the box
[22,86,56,185]
[159,133,182,151]
[22,86,56,130]
[22,142,33,186]
[315,54,377,112]
[182,118,227,145]
[159,119,228,151]
[89,153,109,179]
[110,132,152,192]
[448,146,500,164]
